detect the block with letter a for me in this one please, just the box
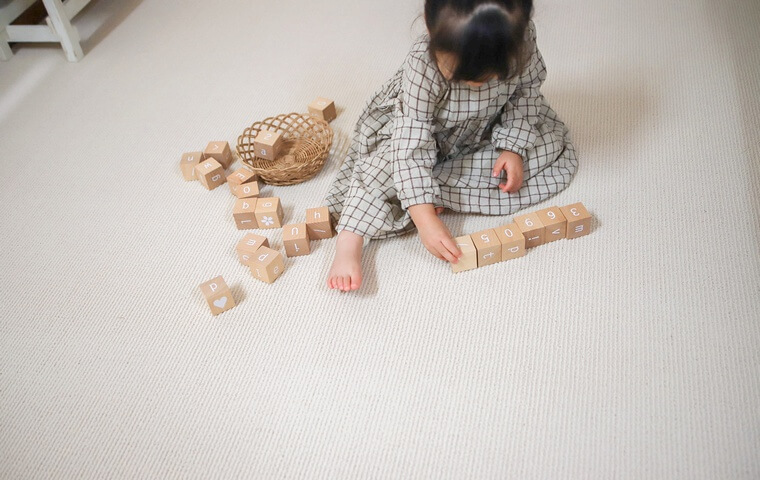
[253,130,283,161]
[233,198,258,230]
[560,203,592,239]
[305,206,334,239]
[536,206,567,243]
[282,223,311,257]
[199,276,236,316]
[249,246,285,284]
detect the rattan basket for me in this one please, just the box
[236,112,334,185]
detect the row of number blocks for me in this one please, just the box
[452,202,592,273]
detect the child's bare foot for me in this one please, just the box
[327,230,364,291]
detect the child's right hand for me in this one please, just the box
[408,204,462,263]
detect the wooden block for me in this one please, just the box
[199,276,236,316]
[236,233,270,265]
[536,206,567,243]
[253,130,283,161]
[232,180,261,199]
[233,198,258,230]
[255,197,283,229]
[282,223,311,257]
[471,228,502,267]
[194,159,226,191]
[180,151,203,181]
[305,206,334,239]
[308,97,337,122]
[560,202,592,239]
[451,235,478,273]
[249,246,285,284]
[204,141,233,169]
[495,223,527,261]
[514,212,545,248]
[227,167,257,186]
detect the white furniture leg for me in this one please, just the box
[41,0,83,62]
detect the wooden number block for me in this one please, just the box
[305,206,335,239]
[536,206,567,243]
[204,141,233,169]
[199,276,236,316]
[495,223,527,261]
[194,159,226,191]
[308,97,337,123]
[472,228,502,267]
[514,212,545,248]
[180,151,203,181]
[233,198,258,230]
[255,197,283,229]
[560,202,592,239]
[282,223,311,257]
[233,180,261,199]
[227,167,257,186]
[249,246,285,284]
[451,235,478,273]
[253,130,283,161]
[236,233,270,265]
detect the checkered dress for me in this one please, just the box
[324,21,577,240]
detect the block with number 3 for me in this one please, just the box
[560,203,592,239]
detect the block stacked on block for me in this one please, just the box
[451,202,592,273]
[308,97,337,123]
[204,141,234,169]
[236,233,270,265]
[199,276,236,315]
[228,167,261,198]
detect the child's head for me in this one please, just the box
[425,0,533,85]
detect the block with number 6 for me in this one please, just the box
[560,203,592,239]
[194,159,226,191]
[536,206,567,243]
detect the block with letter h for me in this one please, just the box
[305,206,335,239]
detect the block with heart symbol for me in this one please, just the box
[472,228,503,267]
[204,141,234,169]
[308,97,337,123]
[199,276,236,316]
[194,159,226,191]
[236,233,270,265]
[254,197,283,229]
[305,206,335,239]
[560,202,592,239]
[249,246,285,284]
[536,206,567,243]
[282,223,311,257]
[180,151,203,181]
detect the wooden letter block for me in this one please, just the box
[204,141,233,169]
[308,97,337,123]
[451,235,478,273]
[233,180,261,199]
[227,167,257,187]
[253,130,283,161]
[495,223,527,261]
[472,228,502,267]
[180,151,203,181]
[536,206,567,243]
[282,223,311,257]
[255,197,283,229]
[249,246,285,284]
[194,159,226,191]
[560,202,592,239]
[233,198,258,230]
[236,233,270,265]
[199,276,236,316]
[305,206,335,239]
[514,212,545,248]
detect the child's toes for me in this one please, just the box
[342,275,352,291]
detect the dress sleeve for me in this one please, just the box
[490,21,546,158]
[392,41,447,209]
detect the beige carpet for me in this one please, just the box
[1,0,759,478]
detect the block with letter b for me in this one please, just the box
[308,97,337,123]
[536,206,567,243]
[451,235,478,273]
[255,197,284,229]
[204,141,233,169]
[253,130,283,161]
[249,246,285,284]
[233,198,258,230]
[194,159,226,191]
[199,276,236,316]
[282,223,311,257]
[495,223,527,261]
[560,202,592,239]
[514,212,545,248]
[236,233,269,265]
[180,151,203,181]
[305,206,335,239]
[472,228,502,267]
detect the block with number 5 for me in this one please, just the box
[560,203,592,239]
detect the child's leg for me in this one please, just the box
[327,229,365,291]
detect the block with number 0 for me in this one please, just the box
[560,203,592,239]
[495,223,527,261]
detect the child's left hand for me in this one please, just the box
[492,150,524,193]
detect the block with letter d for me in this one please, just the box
[494,223,526,261]
[249,246,285,284]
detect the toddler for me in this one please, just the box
[325,0,577,291]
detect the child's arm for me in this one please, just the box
[409,204,462,264]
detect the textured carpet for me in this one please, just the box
[1,0,759,478]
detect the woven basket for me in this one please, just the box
[236,112,334,185]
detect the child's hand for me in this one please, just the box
[492,150,524,193]
[408,204,462,263]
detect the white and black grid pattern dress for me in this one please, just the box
[324,21,578,240]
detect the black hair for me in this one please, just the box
[425,0,533,82]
